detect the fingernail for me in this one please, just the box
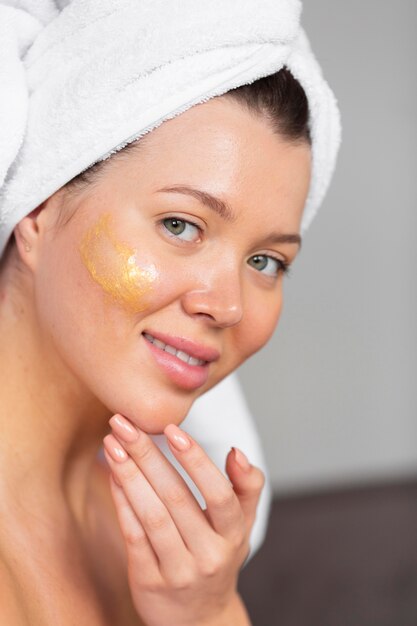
[103,434,129,463]
[109,414,139,443]
[231,446,251,472]
[165,424,191,451]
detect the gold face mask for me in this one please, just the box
[79,212,157,312]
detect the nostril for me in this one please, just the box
[194,311,216,321]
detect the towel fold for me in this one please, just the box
[0,0,341,257]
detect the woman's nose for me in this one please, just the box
[181,272,244,328]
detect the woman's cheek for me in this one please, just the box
[239,292,283,360]
[78,212,161,313]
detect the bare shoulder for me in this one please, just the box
[0,460,142,626]
[0,558,29,625]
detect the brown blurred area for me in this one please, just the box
[238,480,417,626]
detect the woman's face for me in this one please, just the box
[30,97,311,433]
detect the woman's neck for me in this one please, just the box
[0,266,111,528]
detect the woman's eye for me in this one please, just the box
[162,217,200,242]
[247,254,288,277]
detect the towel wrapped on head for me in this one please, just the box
[0,0,341,258]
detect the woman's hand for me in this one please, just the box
[102,414,265,626]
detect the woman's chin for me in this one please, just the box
[103,387,197,435]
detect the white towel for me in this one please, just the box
[0,0,341,257]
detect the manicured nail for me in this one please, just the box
[109,414,139,443]
[165,424,191,451]
[103,433,129,463]
[231,446,251,472]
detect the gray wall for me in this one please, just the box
[238,0,417,494]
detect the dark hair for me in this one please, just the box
[65,66,310,195]
[224,66,311,144]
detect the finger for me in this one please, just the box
[224,447,265,531]
[108,415,223,561]
[105,460,162,588]
[103,434,193,581]
[163,423,245,541]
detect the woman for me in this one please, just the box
[0,1,341,624]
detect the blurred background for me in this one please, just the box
[236,1,417,624]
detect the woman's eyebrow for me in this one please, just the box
[261,232,302,249]
[155,185,236,222]
[155,184,302,249]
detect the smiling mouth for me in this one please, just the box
[143,332,207,366]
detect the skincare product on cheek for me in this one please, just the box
[79,212,157,312]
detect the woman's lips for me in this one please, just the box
[142,332,212,390]
[143,329,220,363]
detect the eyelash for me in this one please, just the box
[160,216,291,278]
[269,257,291,277]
